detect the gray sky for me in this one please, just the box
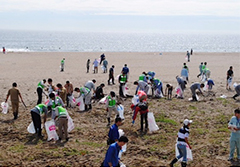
[0,0,240,33]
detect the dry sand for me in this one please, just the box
[0,52,240,166]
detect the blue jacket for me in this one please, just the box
[108,124,119,142]
[103,142,121,167]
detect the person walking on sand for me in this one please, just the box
[190,49,193,55]
[51,106,69,141]
[2,47,6,54]
[60,58,65,72]
[118,72,127,98]
[186,51,190,62]
[122,64,130,79]
[227,66,234,90]
[93,59,99,73]
[170,119,193,167]
[233,84,240,100]
[37,79,47,104]
[103,58,108,73]
[30,104,49,138]
[190,82,205,101]
[86,59,90,73]
[5,82,25,120]
[228,109,240,161]
[106,91,119,126]
[181,64,189,82]
[197,62,203,78]
[100,53,105,65]
[102,136,128,167]
[107,117,122,145]
[108,65,115,85]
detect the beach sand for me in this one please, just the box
[0,52,240,166]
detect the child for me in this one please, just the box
[207,78,215,91]
[165,84,173,100]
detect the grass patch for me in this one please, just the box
[155,114,177,125]
[80,141,105,148]
[8,144,25,153]
[188,105,197,110]
[63,148,88,156]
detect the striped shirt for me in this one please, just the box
[177,125,189,145]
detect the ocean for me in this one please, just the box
[0,30,239,52]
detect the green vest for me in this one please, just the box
[120,75,127,83]
[57,106,67,117]
[108,96,116,107]
[202,65,206,70]
[80,87,90,95]
[52,96,61,109]
[38,81,44,89]
[35,104,47,114]
[139,74,145,81]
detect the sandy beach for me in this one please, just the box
[0,51,240,166]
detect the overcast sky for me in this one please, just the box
[0,0,239,33]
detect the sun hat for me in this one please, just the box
[183,119,193,125]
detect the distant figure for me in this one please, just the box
[227,66,234,90]
[5,82,25,120]
[60,58,65,72]
[122,64,130,79]
[37,79,47,104]
[118,73,127,98]
[197,62,203,78]
[165,84,173,100]
[103,59,108,73]
[176,76,187,98]
[100,53,105,65]
[202,62,207,72]
[190,49,193,55]
[108,65,115,85]
[181,65,189,82]
[2,47,6,54]
[86,59,90,73]
[186,51,190,62]
[93,59,99,73]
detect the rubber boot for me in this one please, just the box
[85,105,88,111]
[88,104,92,110]
[181,162,187,167]
[169,158,178,167]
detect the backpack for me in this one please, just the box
[137,102,148,111]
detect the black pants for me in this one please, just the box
[108,74,114,84]
[37,87,43,105]
[141,112,148,131]
[31,111,42,136]
[119,83,125,97]
[66,94,72,107]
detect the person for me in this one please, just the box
[60,58,65,72]
[107,117,122,145]
[102,136,129,167]
[190,83,205,101]
[150,78,164,98]
[134,80,149,95]
[197,62,203,78]
[108,65,115,85]
[74,87,91,111]
[147,71,155,80]
[170,119,193,167]
[228,109,240,161]
[186,51,190,62]
[5,82,25,120]
[139,72,148,83]
[3,47,6,54]
[165,84,173,100]
[37,79,47,104]
[85,79,96,94]
[56,83,67,104]
[131,99,149,133]
[106,91,119,126]
[100,53,105,65]
[207,78,214,91]
[95,83,105,100]
[103,59,108,73]
[190,49,193,55]
[227,66,234,90]
[118,73,127,98]
[93,59,99,73]
[86,59,90,73]
[30,104,49,138]
[122,64,129,79]
[202,62,207,73]
[51,106,69,141]
[176,76,187,99]
[203,67,211,79]
[181,65,189,82]
[47,93,65,109]
[64,81,73,107]
[46,78,56,94]
[233,84,240,100]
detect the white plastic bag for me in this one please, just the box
[27,122,36,134]
[131,95,139,105]
[203,81,208,91]
[175,86,183,98]
[148,112,159,132]
[99,96,108,104]
[76,96,85,111]
[117,105,125,120]
[45,120,59,141]
[67,114,74,132]
[68,95,76,107]
[118,129,125,137]
[175,144,193,161]
[1,102,8,114]
[123,85,129,96]
[188,94,199,101]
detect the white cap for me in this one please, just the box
[183,119,193,125]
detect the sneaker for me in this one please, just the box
[228,157,233,161]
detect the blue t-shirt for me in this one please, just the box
[103,142,121,167]
[108,124,119,141]
[181,68,188,77]
[207,79,214,85]
[122,67,129,74]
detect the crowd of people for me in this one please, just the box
[3,52,240,167]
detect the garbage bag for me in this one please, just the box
[148,112,159,132]
[1,102,8,114]
[45,120,59,141]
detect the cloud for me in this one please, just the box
[0,0,239,17]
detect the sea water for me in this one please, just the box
[0,30,239,52]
